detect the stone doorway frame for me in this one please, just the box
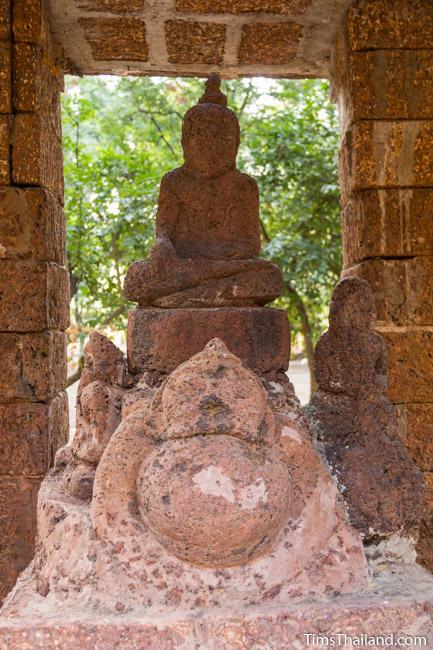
[1,0,432,601]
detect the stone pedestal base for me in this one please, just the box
[1,566,433,649]
[127,307,290,375]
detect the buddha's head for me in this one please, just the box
[182,75,240,178]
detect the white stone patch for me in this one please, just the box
[268,382,284,394]
[281,425,302,443]
[192,467,268,511]
[239,478,268,511]
[192,466,235,504]
[0,243,6,257]
[365,533,417,572]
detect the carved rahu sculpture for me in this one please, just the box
[306,277,423,546]
[2,339,367,617]
[124,75,282,308]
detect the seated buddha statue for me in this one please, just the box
[124,75,282,308]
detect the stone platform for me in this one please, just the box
[127,307,290,375]
[1,566,433,649]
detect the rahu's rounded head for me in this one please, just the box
[182,75,240,178]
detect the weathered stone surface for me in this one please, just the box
[127,307,290,376]
[0,404,49,476]
[342,189,433,267]
[78,0,145,11]
[165,20,225,65]
[340,121,433,200]
[79,17,148,61]
[124,77,282,308]
[0,115,10,185]
[12,42,63,112]
[417,472,433,572]
[2,584,433,650]
[347,0,433,51]
[377,326,433,404]
[3,340,367,616]
[12,0,43,43]
[125,254,282,307]
[343,257,433,326]
[71,332,126,467]
[0,261,69,331]
[342,51,433,123]
[12,112,63,202]
[0,393,67,478]
[0,0,10,40]
[398,403,433,472]
[306,278,423,541]
[0,331,67,402]
[0,478,39,602]
[0,42,11,114]
[0,187,65,264]
[239,22,303,65]
[176,0,311,14]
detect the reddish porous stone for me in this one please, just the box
[1,340,367,619]
[70,333,126,472]
[127,307,290,376]
[306,277,423,543]
[0,187,65,264]
[123,76,282,309]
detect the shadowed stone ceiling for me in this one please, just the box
[46,0,352,78]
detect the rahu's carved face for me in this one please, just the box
[182,104,240,178]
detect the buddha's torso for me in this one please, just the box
[158,167,261,260]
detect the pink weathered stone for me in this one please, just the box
[1,340,367,621]
[127,306,290,376]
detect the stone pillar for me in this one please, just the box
[0,0,68,601]
[332,0,433,568]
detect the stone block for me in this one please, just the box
[165,20,225,65]
[0,114,10,185]
[0,331,67,402]
[342,189,433,267]
[0,391,68,477]
[0,477,39,602]
[340,121,433,201]
[0,41,11,114]
[79,17,148,61]
[127,307,290,376]
[0,0,10,40]
[376,326,433,403]
[0,403,49,476]
[175,0,311,14]
[347,0,433,51]
[12,111,63,202]
[341,51,433,123]
[239,22,303,65]
[398,403,433,471]
[0,260,69,331]
[12,0,43,43]
[77,0,145,11]
[343,257,433,326]
[12,42,63,112]
[416,471,433,572]
[0,187,65,264]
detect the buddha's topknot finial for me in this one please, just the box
[198,74,227,107]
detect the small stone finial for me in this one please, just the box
[198,74,227,107]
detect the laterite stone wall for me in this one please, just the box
[0,0,68,601]
[332,0,433,568]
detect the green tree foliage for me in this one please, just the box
[62,76,341,385]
